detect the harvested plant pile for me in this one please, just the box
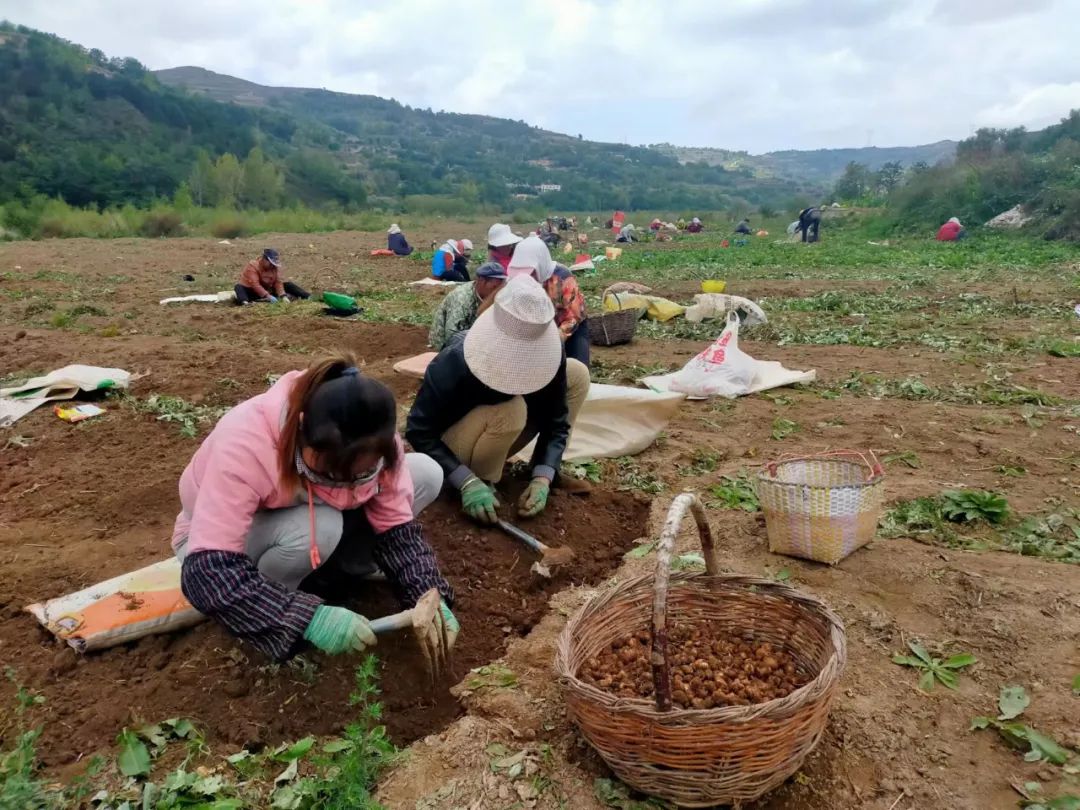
[580,622,809,709]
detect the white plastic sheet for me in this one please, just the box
[513,383,684,462]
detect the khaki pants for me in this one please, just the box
[443,359,590,483]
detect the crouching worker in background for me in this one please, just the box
[387,224,414,255]
[432,239,473,282]
[172,353,458,661]
[429,262,508,351]
[936,217,966,242]
[507,235,590,367]
[407,276,590,526]
[236,248,310,305]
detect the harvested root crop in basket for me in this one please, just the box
[579,623,809,709]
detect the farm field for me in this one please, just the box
[1,222,1078,809]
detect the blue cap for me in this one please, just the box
[476,261,508,280]
[263,248,281,267]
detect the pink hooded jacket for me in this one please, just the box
[172,371,415,556]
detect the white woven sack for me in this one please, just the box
[668,313,756,398]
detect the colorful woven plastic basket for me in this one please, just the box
[756,451,885,564]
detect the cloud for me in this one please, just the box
[1,0,1078,152]
[976,82,1080,130]
[932,0,1055,25]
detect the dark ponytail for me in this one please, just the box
[278,353,400,490]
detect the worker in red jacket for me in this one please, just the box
[936,217,966,241]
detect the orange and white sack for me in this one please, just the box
[26,558,204,652]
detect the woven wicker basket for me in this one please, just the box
[556,494,846,807]
[590,287,640,346]
[756,450,885,565]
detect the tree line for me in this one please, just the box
[831,111,1080,239]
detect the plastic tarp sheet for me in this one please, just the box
[1,365,132,428]
[512,383,684,462]
[26,558,204,652]
[159,291,235,305]
[408,278,463,287]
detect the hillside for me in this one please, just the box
[154,66,816,212]
[0,26,302,208]
[653,141,958,183]
[3,22,972,218]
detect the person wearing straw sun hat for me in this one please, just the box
[406,275,591,524]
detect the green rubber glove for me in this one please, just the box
[461,476,500,524]
[439,600,460,650]
[518,477,550,518]
[304,605,376,655]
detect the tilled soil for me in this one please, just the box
[0,483,644,768]
[1,230,1078,809]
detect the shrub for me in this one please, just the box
[37,217,68,239]
[139,210,185,238]
[211,213,248,239]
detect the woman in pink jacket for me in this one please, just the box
[172,353,457,661]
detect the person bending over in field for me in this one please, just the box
[936,217,966,242]
[235,249,310,305]
[432,239,473,282]
[172,353,457,661]
[407,276,591,527]
[796,207,822,243]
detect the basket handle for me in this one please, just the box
[650,492,718,712]
[600,287,622,345]
[764,449,883,481]
[601,286,623,309]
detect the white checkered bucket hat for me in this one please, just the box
[463,275,561,395]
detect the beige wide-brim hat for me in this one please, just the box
[463,275,561,396]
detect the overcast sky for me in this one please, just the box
[4,0,1080,153]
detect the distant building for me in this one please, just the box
[538,183,562,193]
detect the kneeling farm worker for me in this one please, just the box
[406,275,590,525]
[172,353,457,661]
[235,248,310,305]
